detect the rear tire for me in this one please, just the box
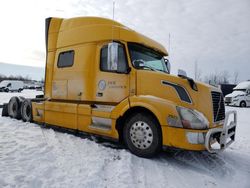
[123,112,162,158]
[8,97,22,119]
[1,103,9,117]
[240,101,246,107]
[21,99,33,122]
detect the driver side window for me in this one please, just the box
[100,43,128,73]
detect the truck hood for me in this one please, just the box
[225,91,245,98]
[136,70,220,125]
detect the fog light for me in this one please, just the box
[186,132,205,144]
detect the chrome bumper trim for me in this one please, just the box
[205,111,237,153]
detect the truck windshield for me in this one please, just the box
[128,43,168,73]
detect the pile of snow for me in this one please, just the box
[0,92,250,187]
[234,81,250,90]
[226,90,245,98]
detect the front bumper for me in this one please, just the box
[205,111,237,153]
[163,111,237,153]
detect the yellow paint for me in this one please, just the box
[44,101,77,129]
[31,16,225,152]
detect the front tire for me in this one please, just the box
[240,101,246,107]
[123,113,162,158]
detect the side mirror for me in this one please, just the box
[132,59,146,69]
[178,69,187,78]
[107,42,119,71]
[164,58,171,73]
[178,69,198,91]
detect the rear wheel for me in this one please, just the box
[123,113,162,158]
[240,101,246,107]
[8,97,22,119]
[21,99,33,122]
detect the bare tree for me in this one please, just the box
[220,71,230,84]
[233,71,239,84]
[204,73,219,86]
[203,71,230,86]
[194,61,202,81]
[0,74,32,82]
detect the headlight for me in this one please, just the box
[176,106,209,130]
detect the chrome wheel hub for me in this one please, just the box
[129,121,153,149]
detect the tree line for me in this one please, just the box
[194,62,241,85]
[0,74,33,83]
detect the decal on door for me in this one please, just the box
[98,80,106,91]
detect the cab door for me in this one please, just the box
[94,41,130,103]
[87,41,130,135]
[246,89,250,106]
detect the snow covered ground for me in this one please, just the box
[0,91,250,188]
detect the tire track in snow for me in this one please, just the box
[41,128,136,188]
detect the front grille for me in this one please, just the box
[211,92,225,122]
[224,97,232,103]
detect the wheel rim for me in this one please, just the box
[129,121,153,149]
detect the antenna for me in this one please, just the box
[111,0,115,42]
[113,0,115,20]
[168,33,171,58]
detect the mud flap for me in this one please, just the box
[205,111,237,153]
[1,103,9,117]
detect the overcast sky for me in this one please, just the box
[0,0,249,82]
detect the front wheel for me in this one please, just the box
[123,113,162,158]
[240,101,246,107]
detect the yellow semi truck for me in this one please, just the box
[2,17,237,158]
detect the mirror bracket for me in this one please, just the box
[178,69,198,91]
